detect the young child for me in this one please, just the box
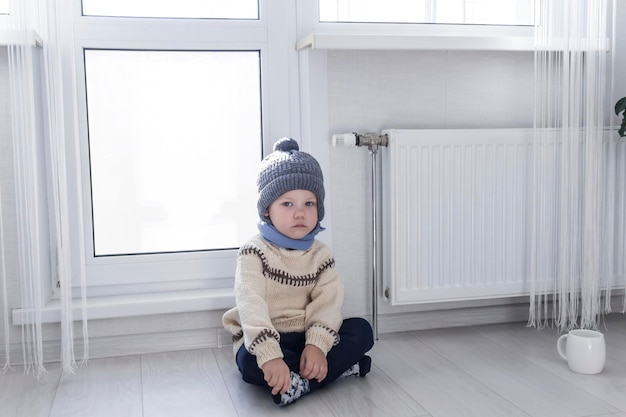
[222,137,374,406]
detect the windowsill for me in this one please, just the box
[296,33,535,52]
[0,30,42,47]
[295,33,613,53]
[11,288,235,325]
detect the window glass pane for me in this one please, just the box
[82,0,259,19]
[0,0,9,15]
[85,50,261,256]
[319,0,534,26]
[320,0,428,23]
[440,0,533,25]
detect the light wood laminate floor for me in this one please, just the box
[2,313,626,417]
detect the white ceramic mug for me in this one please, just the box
[557,329,606,374]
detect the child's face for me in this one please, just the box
[265,189,318,240]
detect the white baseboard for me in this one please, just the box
[1,327,235,367]
[377,303,530,334]
[3,296,623,366]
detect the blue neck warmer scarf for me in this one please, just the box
[258,220,325,251]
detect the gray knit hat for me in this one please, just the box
[257,138,325,223]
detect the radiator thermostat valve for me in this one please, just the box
[332,133,358,147]
[332,132,388,151]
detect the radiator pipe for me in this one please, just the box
[331,132,388,340]
[370,147,379,340]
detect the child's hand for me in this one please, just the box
[300,345,328,383]
[261,358,291,395]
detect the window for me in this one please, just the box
[318,0,535,26]
[62,0,296,298]
[0,0,8,15]
[85,49,260,256]
[81,0,258,19]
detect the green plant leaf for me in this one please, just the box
[616,97,626,115]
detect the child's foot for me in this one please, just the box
[341,355,372,377]
[271,371,310,406]
[359,355,372,376]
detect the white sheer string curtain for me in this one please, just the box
[529,0,620,330]
[6,0,45,376]
[1,172,9,372]
[40,0,90,374]
[4,0,88,375]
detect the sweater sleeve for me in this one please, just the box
[235,247,283,368]
[304,254,344,355]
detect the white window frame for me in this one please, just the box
[317,0,534,26]
[59,1,300,303]
[0,0,8,17]
[297,0,534,45]
[0,7,9,31]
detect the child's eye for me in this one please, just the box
[305,201,316,207]
[282,202,293,207]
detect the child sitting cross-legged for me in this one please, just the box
[222,137,374,406]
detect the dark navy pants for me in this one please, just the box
[235,317,374,391]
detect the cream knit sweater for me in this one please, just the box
[222,235,344,368]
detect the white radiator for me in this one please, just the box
[382,128,535,305]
